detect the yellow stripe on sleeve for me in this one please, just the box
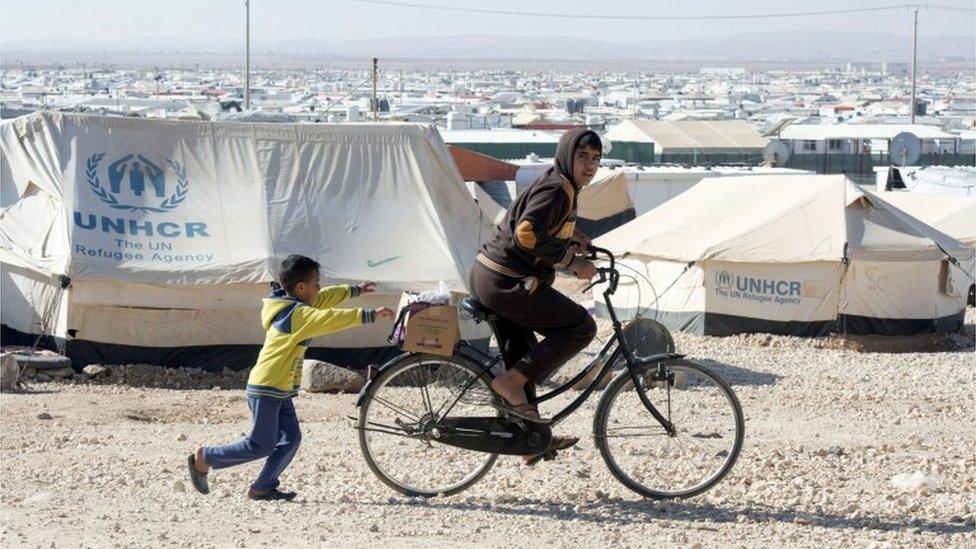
[515,220,538,249]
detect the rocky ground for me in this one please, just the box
[1,310,973,548]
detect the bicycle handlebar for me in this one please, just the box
[580,245,619,295]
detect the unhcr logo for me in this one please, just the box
[85,153,189,213]
[74,152,208,240]
[715,270,733,290]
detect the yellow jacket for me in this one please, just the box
[245,285,373,399]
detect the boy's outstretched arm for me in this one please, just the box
[312,281,378,310]
[295,305,394,339]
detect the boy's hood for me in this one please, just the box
[552,128,599,188]
[261,288,303,330]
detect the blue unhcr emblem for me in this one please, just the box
[715,270,733,290]
[85,153,189,213]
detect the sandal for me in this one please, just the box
[186,454,210,495]
[523,436,579,466]
[490,400,549,424]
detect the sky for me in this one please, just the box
[1,0,974,45]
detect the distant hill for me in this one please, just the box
[3,31,973,67]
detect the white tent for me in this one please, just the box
[1,112,490,368]
[594,174,969,336]
[872,191,976,301]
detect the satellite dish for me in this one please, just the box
[763,140,791,167]
[889,132,921,166]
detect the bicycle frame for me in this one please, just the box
[433,246,680,435]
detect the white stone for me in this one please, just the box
[83,364,108,377]
[300,360,365,393]
[0,353,20,391]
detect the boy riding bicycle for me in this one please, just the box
[469,128,602,462]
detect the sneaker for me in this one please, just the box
[247,488,297,501]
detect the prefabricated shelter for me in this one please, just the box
[605,120,768,164]
[780,124,958,156]
[594,175,968,336]
[1,112,491,369]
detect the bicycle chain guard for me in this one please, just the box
[432,417,552,455]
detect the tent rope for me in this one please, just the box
[17,275,70,389]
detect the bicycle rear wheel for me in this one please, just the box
[358,353,498,497]
[593,359,744,499]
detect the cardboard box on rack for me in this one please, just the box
[401,304,460,357]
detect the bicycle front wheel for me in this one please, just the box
[358,353,498,497]
[593,359,744,499]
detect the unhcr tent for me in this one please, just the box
[595,175,968,336]
[1,112,490,369]
[873,191,976,301]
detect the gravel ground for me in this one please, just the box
[1,310,973,548]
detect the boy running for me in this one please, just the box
[187,254,393,500]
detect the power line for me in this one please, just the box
[341,1,973,21]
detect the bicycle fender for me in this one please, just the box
[354,351,415,408]
[636,352,686,364]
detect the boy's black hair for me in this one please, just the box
[278,254,320,293]
[577,131,603,153]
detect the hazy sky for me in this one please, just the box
[2,0,973,44]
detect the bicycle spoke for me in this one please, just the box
[368,394,422,423]
[595,361,742,499]
[418,362,434,415]
[360,356,498,497]
[671,434,709,473]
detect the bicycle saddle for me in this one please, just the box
[459,297,498,323]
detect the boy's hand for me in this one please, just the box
[374,307,395,320]
[570,257,598,280]
[571,229,591,253]
[359,282,377,294]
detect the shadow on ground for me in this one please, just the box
[690,358,780,387]
[356,496,973,536]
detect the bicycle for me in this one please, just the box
[354,246,744,499]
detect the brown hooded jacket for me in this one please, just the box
[476,128,599,286]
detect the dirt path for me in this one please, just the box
[1,319,974,548]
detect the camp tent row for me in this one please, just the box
[3,114,971,372]
[1,112,491,369]
[594,174,971,336]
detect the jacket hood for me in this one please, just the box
[260,288,302,330]
[552,128,600,188]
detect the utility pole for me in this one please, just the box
[245,0,251,110]
[910,6,918,124]
[372,58,379,121]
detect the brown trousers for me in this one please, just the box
[469,263,597,385]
